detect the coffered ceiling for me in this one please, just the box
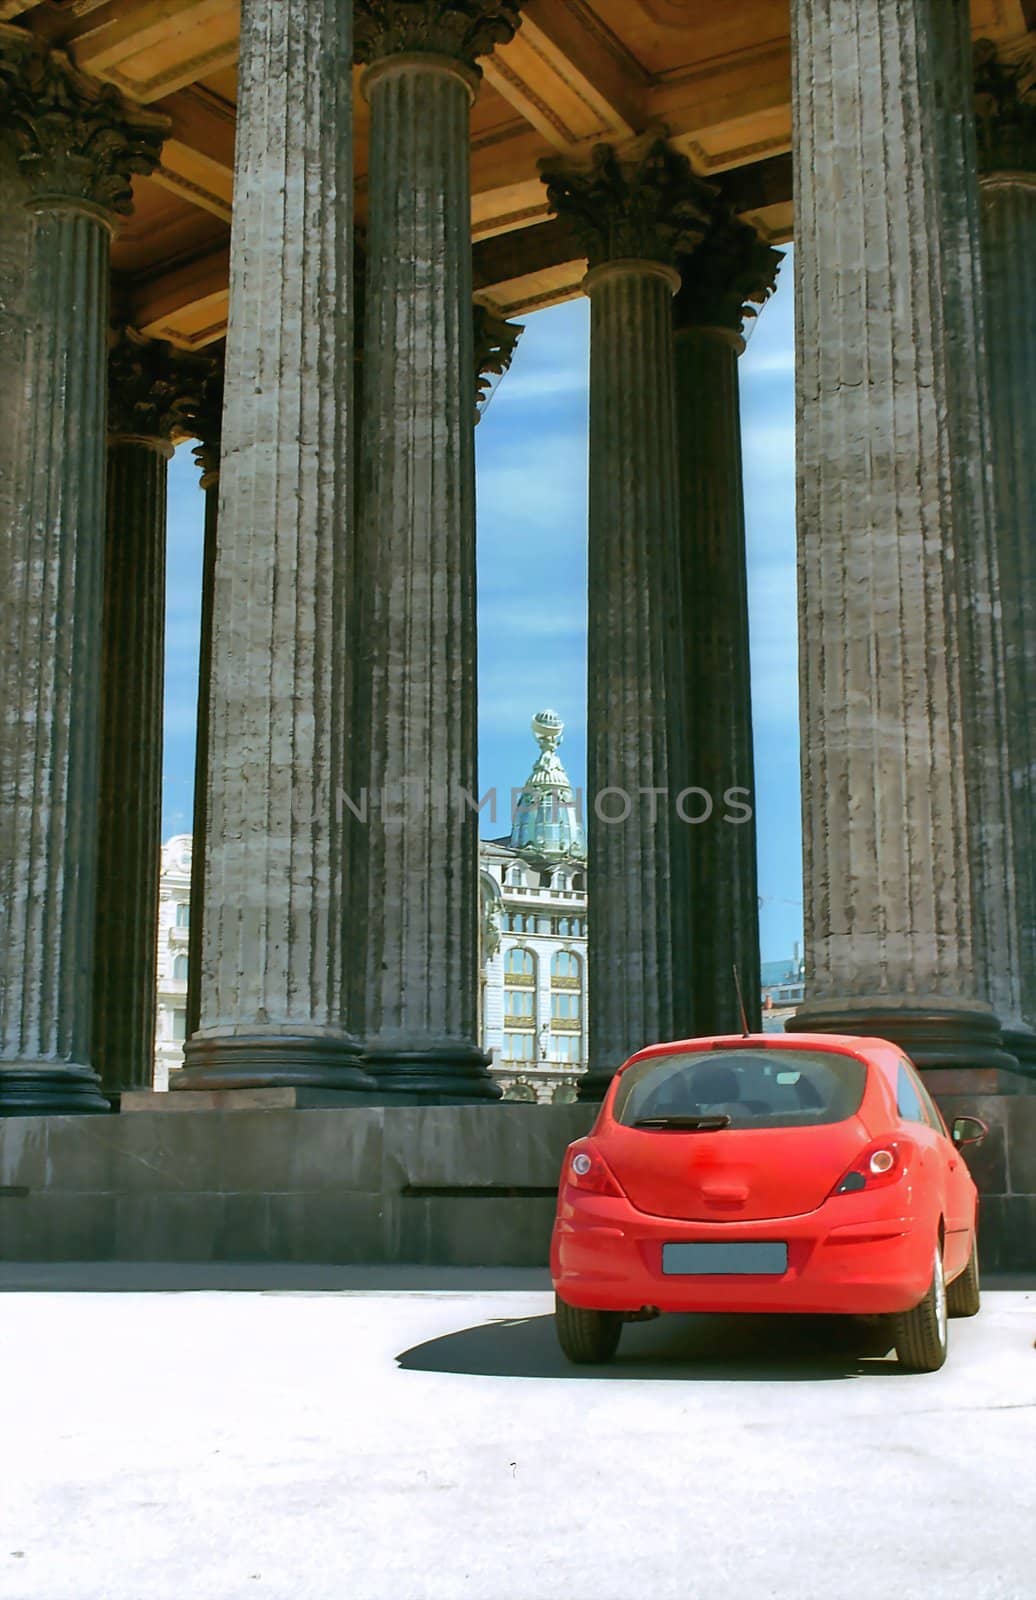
[6,0,1033,345]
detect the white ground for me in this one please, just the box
[0,1266,1034,1600]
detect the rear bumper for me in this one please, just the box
[551,1188,936,1316]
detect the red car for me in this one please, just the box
[552,1033,987,1372]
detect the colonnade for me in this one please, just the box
[0,2,1033,1117]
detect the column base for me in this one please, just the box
[170,1031,376,1094]
[0,1063,111,1117]
[788,996,1019,1073]
[363,1042,502,1104]
[1000,1024,1036,1082]
[576,1069,614,1105]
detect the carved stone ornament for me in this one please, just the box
[181,347,226,486]
[674,209,783,338]
[107,328,209,446]
[540,132,716,271]
[974,38,1036,175]
[0,25,166,214]
[473,301,524,420]
[354,0,522,71]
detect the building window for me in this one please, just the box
[552,1082,579,1104]
[505,990,535,1023]
[503,1079,536,1101]
[504,947,535,982]
[551,992,581,1025]
[172,953,189,982]
[503,1032,535,1061]
[175,903,190,928]
[571,872,585,892]
[171,1010,187,1042]
[503,911,531,933]
[550,1034,582,1063]
[506,865,524,888]
[557,916,584,937]
[551,950,581,985]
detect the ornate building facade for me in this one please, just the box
[481,712,588,1104]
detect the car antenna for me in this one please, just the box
[733,964,750,1036]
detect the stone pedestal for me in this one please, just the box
[352,2,520,1101]
[0,31,165,1114]
[542,136,713,1095]
[789,0,1013,1070]
[974,39,1036,1073]
[672,215,781,1036]
[172,0,372,1095]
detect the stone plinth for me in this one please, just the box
[1,1100,1032,1270]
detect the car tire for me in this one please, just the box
[947,1235,981,1319]
[554,1294,622,1364]
[893,1244,948,1373]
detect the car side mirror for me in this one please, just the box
[951,1115,988,1147]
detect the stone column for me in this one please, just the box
[672,214,782,1037]
[790,0,1014,1070]
[171,0,373,1094]
[974,38,1036,1070]
[181,352,224,1041]
[0,31,165,1114]
[930,6,1031,1070]
[351,1,520,1101]
[542,135,714,1096]
[92,331,192,1102]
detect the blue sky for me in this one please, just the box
[162,252,802,963]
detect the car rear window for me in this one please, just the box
[613,1048,868,1130]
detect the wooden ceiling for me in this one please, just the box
[6,0,1034,348]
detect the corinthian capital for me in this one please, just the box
[540,132,716,271]
[674,211,783,340]
[974,39,1036,174]
[0,26,166,215]
[473,301,524,421]
[354,0,522,71]
[107,329,219,455]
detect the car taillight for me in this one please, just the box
[565,1141,625,1198]
[830,1139,910,1196]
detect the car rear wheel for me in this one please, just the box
[893,1244,948,1373]
[947,1235,981,1318]
[554,1295,622,1364]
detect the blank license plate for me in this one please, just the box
[662,1242,788,1276]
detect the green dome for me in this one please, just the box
[509,710,586,862]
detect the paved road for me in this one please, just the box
[1,1267,1033,1600]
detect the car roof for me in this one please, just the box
[618,1033,904,1074]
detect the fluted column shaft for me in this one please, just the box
[186,468,219,1040]
[0,203,112,1112]
[173,0,372,1092]
[674,325,760,1035]
[981,171,1036,1056]
[92,436,170,1099]
[355,53,496,1100]
[791,0,1010,1068]
[583,260,686,1085]
[931,2,1026,1057]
